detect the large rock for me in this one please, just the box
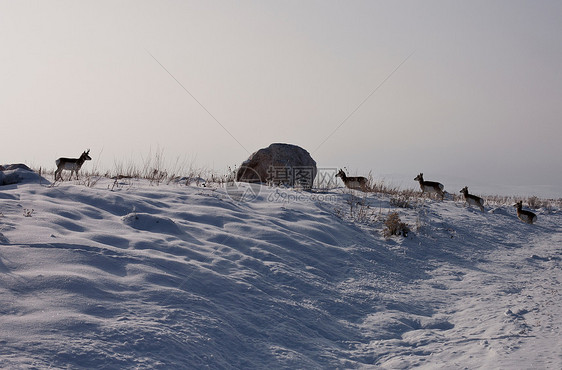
[236,143,317,189]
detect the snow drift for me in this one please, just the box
[0,175,560,368]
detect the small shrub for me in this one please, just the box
[347,192,376,224]
[525,196,551,210]
[148,168,168,185]
[383,211,410,238]
[333,191,376,225]
[390,195,411,208]
[527,196,538,209]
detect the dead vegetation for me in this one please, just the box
[383,211,410,238]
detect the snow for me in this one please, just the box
[1,174,561,368]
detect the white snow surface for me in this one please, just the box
[1,177,561,369]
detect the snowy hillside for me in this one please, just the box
[1,175,561,368]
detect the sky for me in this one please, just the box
[1,0,561,197]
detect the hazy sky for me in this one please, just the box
[1,1,561,196]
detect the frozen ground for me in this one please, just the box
[0,173,560,368]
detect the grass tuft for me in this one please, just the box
[383,211,410,238]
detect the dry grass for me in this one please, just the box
[383,211,410,238]
[40,149,225,188]
[336,191,377,225]
[451,193,562,210]
[483,194,561,211]
[389,195,412,209]
[35,157,562,211]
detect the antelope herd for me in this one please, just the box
[50,152,538,224]
[336,168,538,224]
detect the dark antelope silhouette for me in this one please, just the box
[460,186,485,212]
[336,169,369,192]
[414,173,445,200]
[55,149,91,181]
[514,201,537,224]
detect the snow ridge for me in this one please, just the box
[1,179,560,368]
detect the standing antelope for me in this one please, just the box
[336,169,370,192]
[55,149,91,181]
[514,201,537,224]
[414,173,445,200]
[460,186,485,212]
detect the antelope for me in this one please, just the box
[414,173,445,200]
[55,149,91,181]
[460,186,485,212]
[514,201,537,224]
[336,169,370,192]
